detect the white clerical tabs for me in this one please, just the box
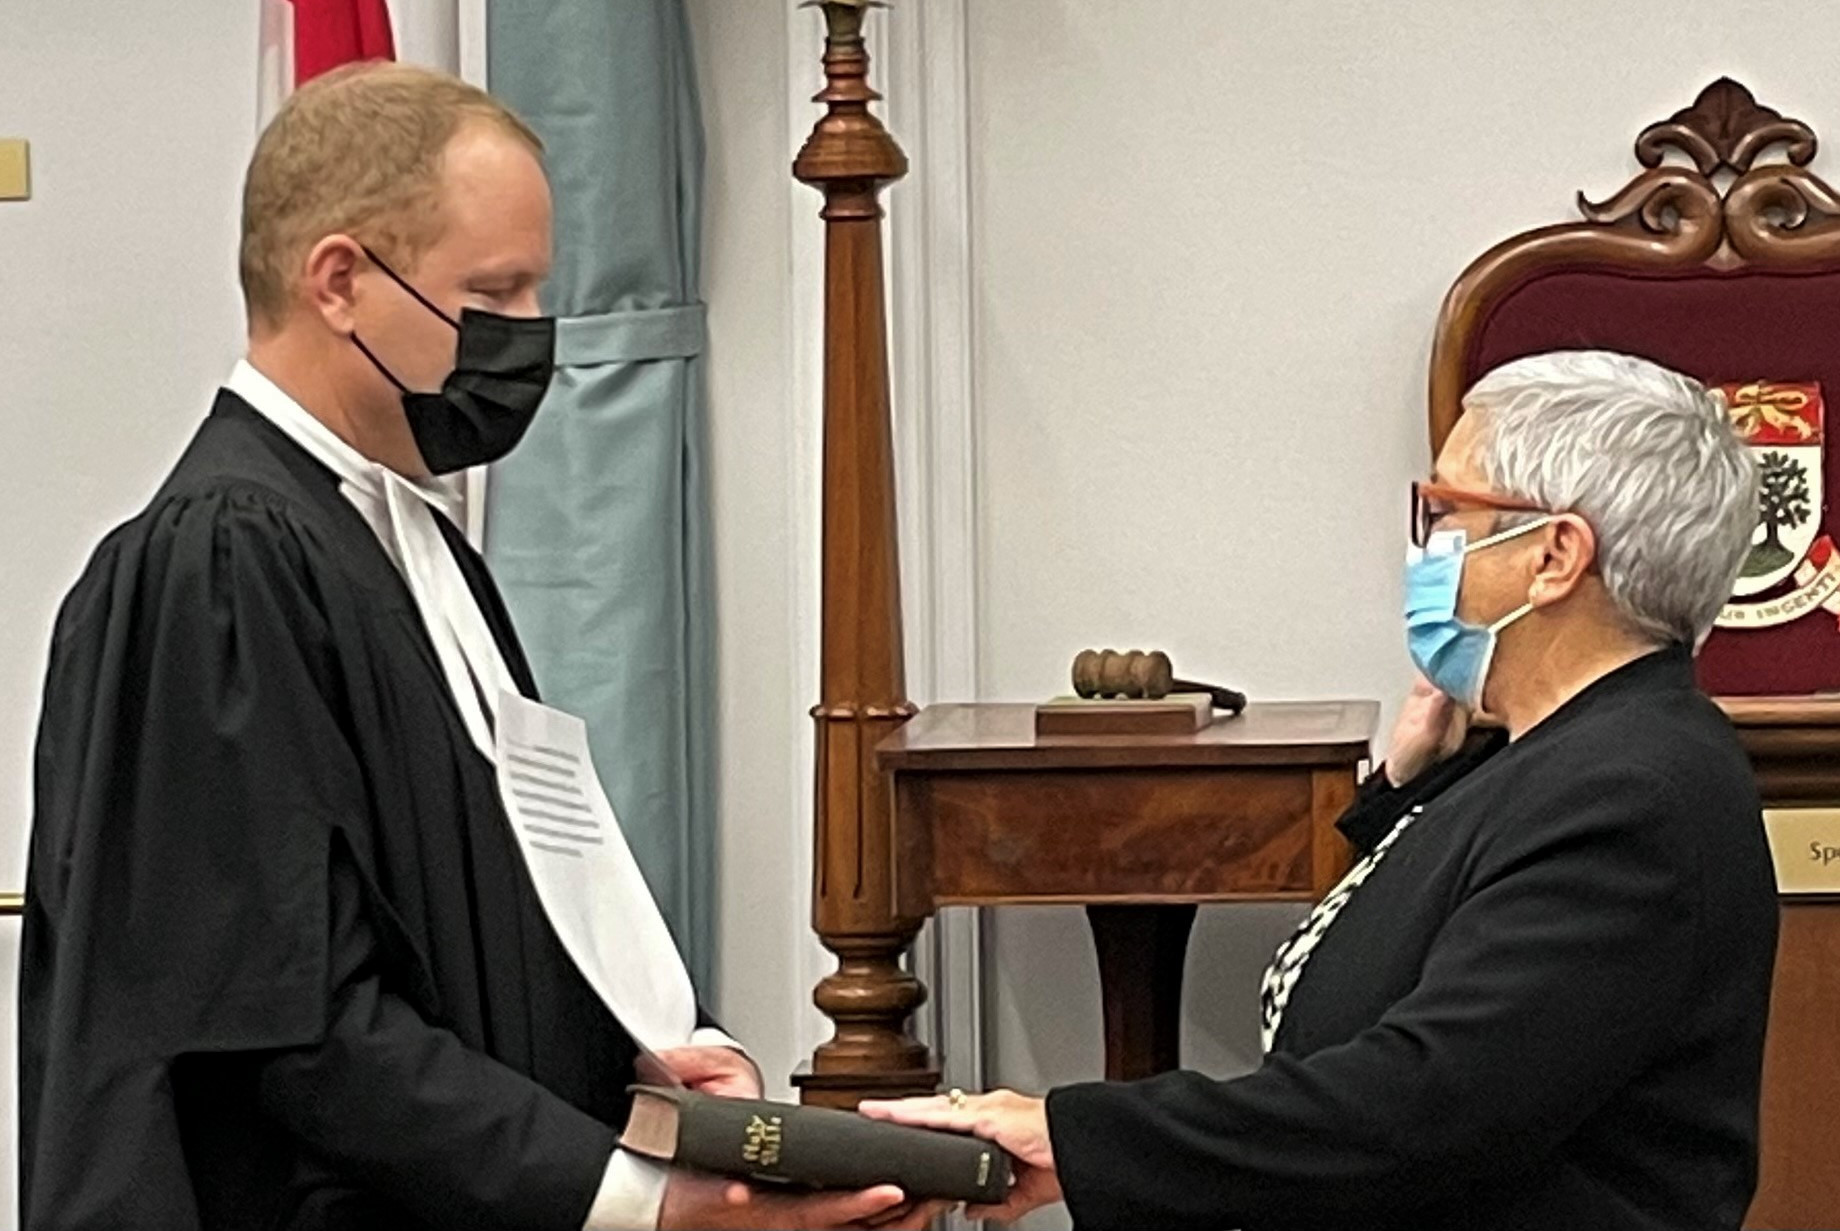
[495,689,696,1054]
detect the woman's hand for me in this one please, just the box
[858,1089,1063,1224]
[1385,674,1469,786]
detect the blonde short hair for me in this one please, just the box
[239,62,542,328]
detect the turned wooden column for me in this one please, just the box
[791,0,940,1109]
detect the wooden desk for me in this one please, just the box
[880,700,1377,1082]
[1723,701,1840,1228]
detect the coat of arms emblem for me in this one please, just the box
[1716,381,1840,631]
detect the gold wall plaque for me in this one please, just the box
[1763,810,1840,895]
[0,139,30,201]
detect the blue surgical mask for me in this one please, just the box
[1404,519,1551,709]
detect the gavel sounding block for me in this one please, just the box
[1035,693,1215,736]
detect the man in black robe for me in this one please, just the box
[19,62,923,1231]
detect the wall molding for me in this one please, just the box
[454,0,487,85]
[783,2,832,1080]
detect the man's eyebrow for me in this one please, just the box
[467,267,543,287]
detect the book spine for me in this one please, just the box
[675,1096,1010,1204]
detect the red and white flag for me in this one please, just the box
[259,0,480,129]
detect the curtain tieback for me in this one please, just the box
[555,302,707,367]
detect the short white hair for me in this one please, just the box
[1461,350,1759,647]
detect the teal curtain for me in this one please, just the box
[485,0,714,994]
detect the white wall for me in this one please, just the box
[0,3,260,1221]
[691,3,1840,1229]
[688,0,836,1097]
[0,8,259,827]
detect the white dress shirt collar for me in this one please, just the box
[225,359,466,527]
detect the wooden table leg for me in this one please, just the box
[1085,904,1198,1082]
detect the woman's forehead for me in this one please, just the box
[1433,416,1488,486]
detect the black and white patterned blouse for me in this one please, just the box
[1258,804,1424,1053]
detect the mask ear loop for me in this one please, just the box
[351,333,413,394]
[1488,601,1535,634]
[359,243,461,330]
[1474,514,1565,633]
[1464,514,1555,555]
[349,243,464,396]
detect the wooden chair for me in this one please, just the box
[1429,78,1840,1229]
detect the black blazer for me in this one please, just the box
[1047,648,1778,1231]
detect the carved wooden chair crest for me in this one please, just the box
[1429,79,1840,803]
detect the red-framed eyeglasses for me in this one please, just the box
[1411,480,1550,549]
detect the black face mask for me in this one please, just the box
[351,245,557,475]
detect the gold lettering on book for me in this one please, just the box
[742,1115,784,1168]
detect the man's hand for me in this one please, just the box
[650,1045,763,1099]
[1384,674,1469,787]
[657,1173,948,1230]
[859,1089,1062,1225]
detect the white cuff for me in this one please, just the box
[583,1035,753,1228]
[583,1149,670,1231]
[689,1026,746,1054]
[689,1027,761,1094]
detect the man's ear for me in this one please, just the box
[1530,513,1598,607]
[302,235,365,335]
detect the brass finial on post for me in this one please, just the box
[794,1,909,209]
[792,0,938,1109]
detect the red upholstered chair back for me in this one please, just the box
[1429,79,1840,702]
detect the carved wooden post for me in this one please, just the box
[791,0,940,1108]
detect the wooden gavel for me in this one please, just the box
[1071,649,1248,715]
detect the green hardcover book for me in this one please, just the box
[619,1086,1013,1205]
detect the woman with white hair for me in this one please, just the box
[863,350,1779,1231]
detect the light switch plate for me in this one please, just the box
[0,139,32,201]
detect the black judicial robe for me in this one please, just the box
[1048,649,1779,1231]
[21,393,712,1230]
